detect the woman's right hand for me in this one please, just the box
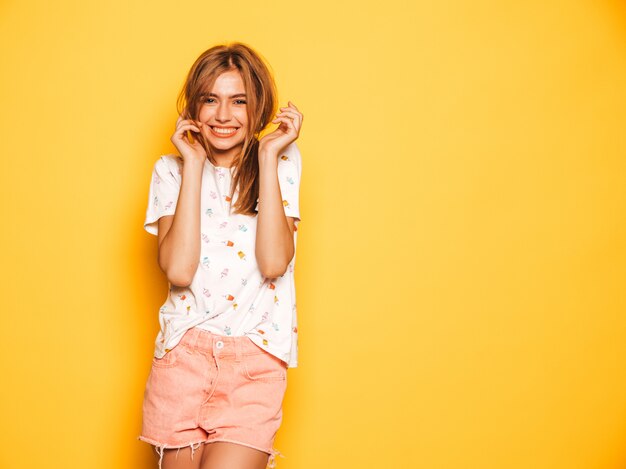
[171,114,207,165]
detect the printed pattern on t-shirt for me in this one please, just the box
[143,141,302,368]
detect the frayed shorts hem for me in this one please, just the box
[137,435,285,469]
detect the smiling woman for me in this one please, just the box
[137,41,303,469]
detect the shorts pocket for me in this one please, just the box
[243,351,287,382]
[151,343,188,369]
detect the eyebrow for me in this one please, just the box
[207,93,247,98]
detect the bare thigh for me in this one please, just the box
[152,444,206,469]
[200,441,270,469]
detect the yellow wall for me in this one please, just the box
[1,0,626,468]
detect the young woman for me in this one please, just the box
[137,42,303,469]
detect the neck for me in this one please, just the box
[208,145,243,168]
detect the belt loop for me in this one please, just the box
[235,338,242,363]
[191,327,200,354]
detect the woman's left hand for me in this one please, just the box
[258,101,303,157]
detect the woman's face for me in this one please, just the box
[197,69,248,153]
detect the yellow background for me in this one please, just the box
[1,0,626,468]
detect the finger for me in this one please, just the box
[277,109,302,126]
[176,119,201,130]
[278,106,301,118]
[174,123,201,138]
[275,110,301,128]
[177,121,201,130]
[271,116,293,125]
[177,123,201,133]
[287,101,299,111]
[271,116,298,133]
[276,109,300,120]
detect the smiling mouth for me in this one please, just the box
[210,126,239,136]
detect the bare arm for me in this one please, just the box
[156,159,204,287]
[255,150,297,278]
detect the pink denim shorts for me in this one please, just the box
[137,327,288,469]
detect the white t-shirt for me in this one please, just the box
[143,142,302,368]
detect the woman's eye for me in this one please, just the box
[203,98,245,104]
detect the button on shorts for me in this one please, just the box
[137,327,288,469]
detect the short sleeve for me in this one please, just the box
[255,141,302,221]
[143,155,182,236]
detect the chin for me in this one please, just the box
[209,140,243,151]
[209,139,244,150]
[206,134,246,149]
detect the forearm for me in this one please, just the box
[159,160,204,286]
[255,151,295,278]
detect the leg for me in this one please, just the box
[151,443,206,469]
[200,441,270,469]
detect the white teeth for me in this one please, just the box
[212,127,237,135]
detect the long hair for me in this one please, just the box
[176,42,278,216]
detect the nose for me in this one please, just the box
[215,103,232,123]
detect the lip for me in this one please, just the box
[209,125,240,138]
